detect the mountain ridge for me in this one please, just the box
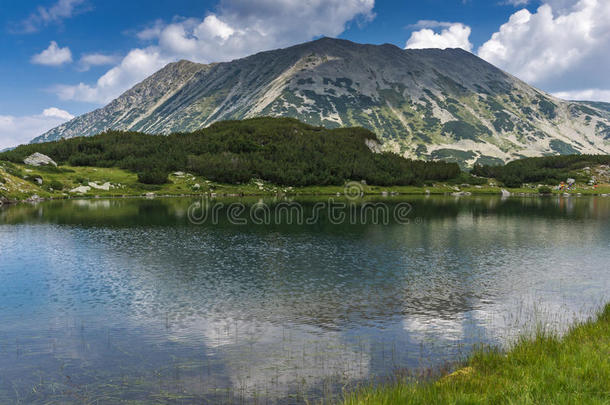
[33,37,610,167]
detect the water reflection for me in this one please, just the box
[0,196,608,403]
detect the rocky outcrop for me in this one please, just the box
[88,182,112,191]
[70,186,91,193]
[23,152,57,167]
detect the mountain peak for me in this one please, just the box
[33,38,610,166]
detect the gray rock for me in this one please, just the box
[24,153,57,167]
[88,182,112,191]
[26,194,42,202]
[70,185,91,194]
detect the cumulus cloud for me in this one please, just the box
[55,48,168,103]
[0,108,73,150]
[552,89,610,102]
[78,53,119,71]
[54,0,375,104]
[31,41,73,66]
[405,23,473,51]
[478,0,610,101]
[42,107,74,120]
[136,19,166,41]
[15,0,90,33]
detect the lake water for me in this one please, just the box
[1,195,609,404]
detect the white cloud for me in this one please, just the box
[503,0,531,6]
[55,48,168,103]
[78,53,119,71]
[43,107,74,120]
[553,89,610,102]
[407,20,461,29]
[0,108,73,150]
[405,23,473,51]
[16,0,89,33]
[54,0,376,104]
[136,19,165,41]
[478,0,610,101]
[31,41,73,66]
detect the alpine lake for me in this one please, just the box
[1,194,609,404]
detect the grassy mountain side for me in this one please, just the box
[4,119,610,204]
[31,38,610,167]
[579,101,610,113]
[2,117,460,188]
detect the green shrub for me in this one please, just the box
[3,163,24,178]
[448,172,488,186]
[502,175,522,188]
[138,170,168,184]
[138,183,163,191]
[538,186,553,194]
[35,165,63,173]
[472,154,610,186]
[48,180,64,190]
[25,176,43,185]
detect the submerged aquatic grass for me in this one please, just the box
[342,303,610,405]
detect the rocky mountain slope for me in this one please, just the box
[33,38,610,166]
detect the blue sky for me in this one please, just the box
[1,0,609,149]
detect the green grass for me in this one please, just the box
[2,160,610,203]
[342,303,610,405]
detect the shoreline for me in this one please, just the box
[2,162,610,205]
[3,185,610,206]
[3,187,610,206]
[341,303,610,405]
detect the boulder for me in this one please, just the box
[25,194,42,202]
[88,182,112,191]
[23,153,57,167]
[70,186,91,194]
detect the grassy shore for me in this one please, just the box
[2,160,610,203]
[342,303,610,405]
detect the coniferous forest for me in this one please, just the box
[472,154,610,187]
[1,117,460,186]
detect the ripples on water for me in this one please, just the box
[0,196,609,403]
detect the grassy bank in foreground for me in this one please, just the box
[2,160,610,203]
[342,303,610,405]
